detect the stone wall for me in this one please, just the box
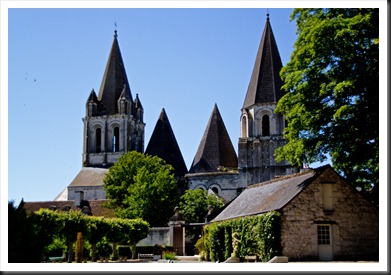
[280,168,379,261]
[186,172,241,203]
[68,186,107,201]
[137,227,170,246]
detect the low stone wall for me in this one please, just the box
[137,227,170,246]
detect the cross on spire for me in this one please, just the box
[114,22,118,37]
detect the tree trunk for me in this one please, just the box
[67,240,73,263]
[91,243,97,262]
[112,242,118,261]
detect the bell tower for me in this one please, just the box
[238,14,296,185]
[82,31,145,168]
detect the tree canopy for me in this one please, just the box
[103,151,179,227]
[179,189,225,241]
[275,8,379,204]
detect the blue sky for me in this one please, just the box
[3,2,387,205]
[1,1,388,272]
[6,7,301,202]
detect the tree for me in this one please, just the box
[179,189,225,242]
[103,151,179,227]
[8,200,42,262]
[275,8,379,204]
[85,216,111,262]
[56,210,88,263]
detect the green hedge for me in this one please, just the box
[202,211,281,262]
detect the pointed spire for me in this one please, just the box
[97,31,134,115]
[145,108,188,177]
[87,89,98,103]
[134,93,143,110]
[242,14,284,109]
[189,104,238,173]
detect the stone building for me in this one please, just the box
[213,165,379,261]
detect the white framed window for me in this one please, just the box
[317,225,331,245]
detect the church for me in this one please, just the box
[51,14,297,204]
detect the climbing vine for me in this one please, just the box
[201,211,281,262]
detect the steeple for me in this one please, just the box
[189,104,238,173]
[97,31,134,115]
[242,14,284,109]
[145,108,188,178]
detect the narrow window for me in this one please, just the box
[317,225,331,245]
[95,128,101,153]
[113,127,120,152]
[262,115,270,136]
[323,184,333,211]
[241,116,248,138]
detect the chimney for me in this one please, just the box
[75,190,84,207]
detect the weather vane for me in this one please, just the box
[114,21,117,31]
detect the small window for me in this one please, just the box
[317,225,331,245]
[211,187,219,194]
[96,128,101,153]
[262,115,270,136]
[113,127,120,152]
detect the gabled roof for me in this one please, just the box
[213,167,322,222]
[97,31,134,115]
[242,14,284,109]
[189,104,238,173]
[69,167,108,187]
[145,108,188,177]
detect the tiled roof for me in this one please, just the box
[145,108,188,177]
[97,31,134,115]
[189,104,238,173]
[69,167,108,187]
[242,15,284,108]
[213,168,320,222]
[23,199,115,218]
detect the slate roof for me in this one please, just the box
[69,167,108,187]
[145,108,188,177]
[97,31,134,115]
[242,15,284,109]
[23,199,115,218]
[189,104,238,173]
[213,167,326,222]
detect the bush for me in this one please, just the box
[162,251,176,260]
[96,237,112,257]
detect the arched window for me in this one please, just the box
[95,128,101,153]
[211,187,219,194]
[113,127,120,152]
[262,115,270,136]
[241,116,248,138]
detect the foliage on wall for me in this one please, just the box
[200,211,281,262]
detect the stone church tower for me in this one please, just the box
[238,14,296,185]
[83,31,145,168]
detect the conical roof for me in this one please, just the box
[189,104,238,173]
[145,108,188,177]
[242,15,284,109]
[97,31,134,115]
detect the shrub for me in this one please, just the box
[96,237,112,257]
[162,251,176,260]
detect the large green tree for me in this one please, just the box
[275,8,379,204]
[103,151,179,227]
[179,189,225,242]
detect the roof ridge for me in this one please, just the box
[248,168,315,189]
